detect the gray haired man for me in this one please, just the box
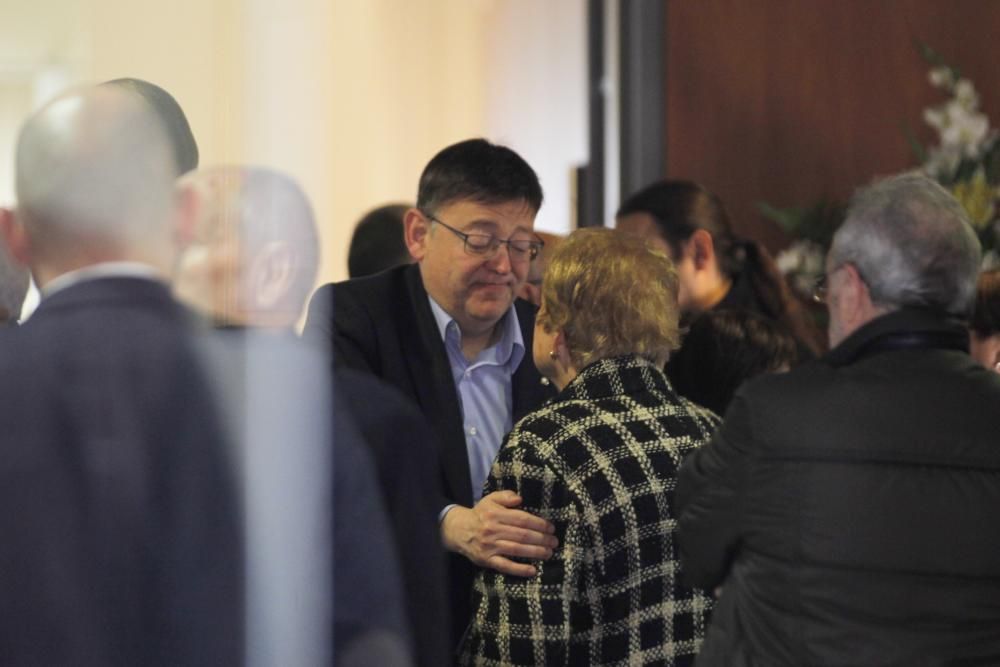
[676,173,1000,665]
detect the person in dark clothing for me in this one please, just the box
[667,309,798,415]
[0,84,241,666]
[617,180,824,357]
[176,165,430,666]
[676,172,1000,666]
[304,139,558,652]
[348,203,413,278]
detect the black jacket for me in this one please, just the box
[304,264,555,653]
[676,308,1000,666]
[0,278,242,666]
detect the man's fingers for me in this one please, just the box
[486,490,523,508]
[485,555,537,578]
[486,524,558,550]
[484,504,555,535]
[494,539,554,561]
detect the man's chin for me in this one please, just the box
[466,293,514,323]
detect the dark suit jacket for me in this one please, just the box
[336,368,451,667]
[304,263,555,650]
[677,308,1000,666]
[0,277,242,666]
[198,329,412,665]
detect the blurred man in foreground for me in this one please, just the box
[0,85,241,665]
[176,166,445,666]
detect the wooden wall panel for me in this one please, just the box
[664,0,1000,250]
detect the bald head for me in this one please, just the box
[174,166,319,328]
[14,85,177,282]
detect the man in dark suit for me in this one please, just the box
[676,173,1000,665]
[0,85,241,665]
[304,138,559,648]
[175,165,435,666]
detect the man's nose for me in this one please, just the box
[487,242,513,273]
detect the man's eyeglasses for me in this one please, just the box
[812,273,828,304]
[813,263,867,304]
[423,212,544,261]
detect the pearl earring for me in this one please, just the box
[549,350,558,361]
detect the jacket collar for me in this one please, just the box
[824,307,969,368]
[559,354,670,402]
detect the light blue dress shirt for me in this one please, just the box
[428,297,525,506]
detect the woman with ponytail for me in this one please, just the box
[616,180,825,359]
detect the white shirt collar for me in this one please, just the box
[41,262,166,299]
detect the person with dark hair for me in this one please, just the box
[347,203,413,278]
[677,173,1000,665]
[970,269,1000,372]
[617,180,824,357]
[304,138,557,652]
[667,309,797,415]
[102,77,199,175]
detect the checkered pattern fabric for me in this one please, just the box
[459,355,719,666]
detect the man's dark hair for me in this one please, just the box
[416,138,543,215]
[348,204,411,278]
[103,78,199,175]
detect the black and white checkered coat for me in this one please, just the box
[459,354,720,666]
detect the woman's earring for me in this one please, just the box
[549,350,558,361]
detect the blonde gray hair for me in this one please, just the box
[538,227,681,368]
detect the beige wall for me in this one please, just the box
[1,0,585,292]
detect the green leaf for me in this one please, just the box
[915,39,961,81]
[903,124,928,164]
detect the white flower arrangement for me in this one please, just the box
[913,44,1000,255]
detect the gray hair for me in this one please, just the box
[828,173,982,316]
[15,85,176,255]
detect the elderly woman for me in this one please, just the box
[459,228,719,666]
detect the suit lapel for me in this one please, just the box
[400,266,474,507]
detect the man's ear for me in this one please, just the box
[0,207,31,266]
[403,208,431,261]
[688,229,715,271]
[839,263,875,327]
[249,241,294,310]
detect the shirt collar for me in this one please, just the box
[41,262,165,299]
[427,295,525,369]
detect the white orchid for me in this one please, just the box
[940,106,990,158]
[928,66,955,89]
[954,78,979,111]
[776,240,826,298]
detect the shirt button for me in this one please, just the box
[469,426,478,436]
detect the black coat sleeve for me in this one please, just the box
[676,392,754,589]
[303,283,378,375]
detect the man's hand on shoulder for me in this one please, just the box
[440,490,558,577]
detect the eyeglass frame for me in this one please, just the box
[812,262,867,304]
[420,210,544,262]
